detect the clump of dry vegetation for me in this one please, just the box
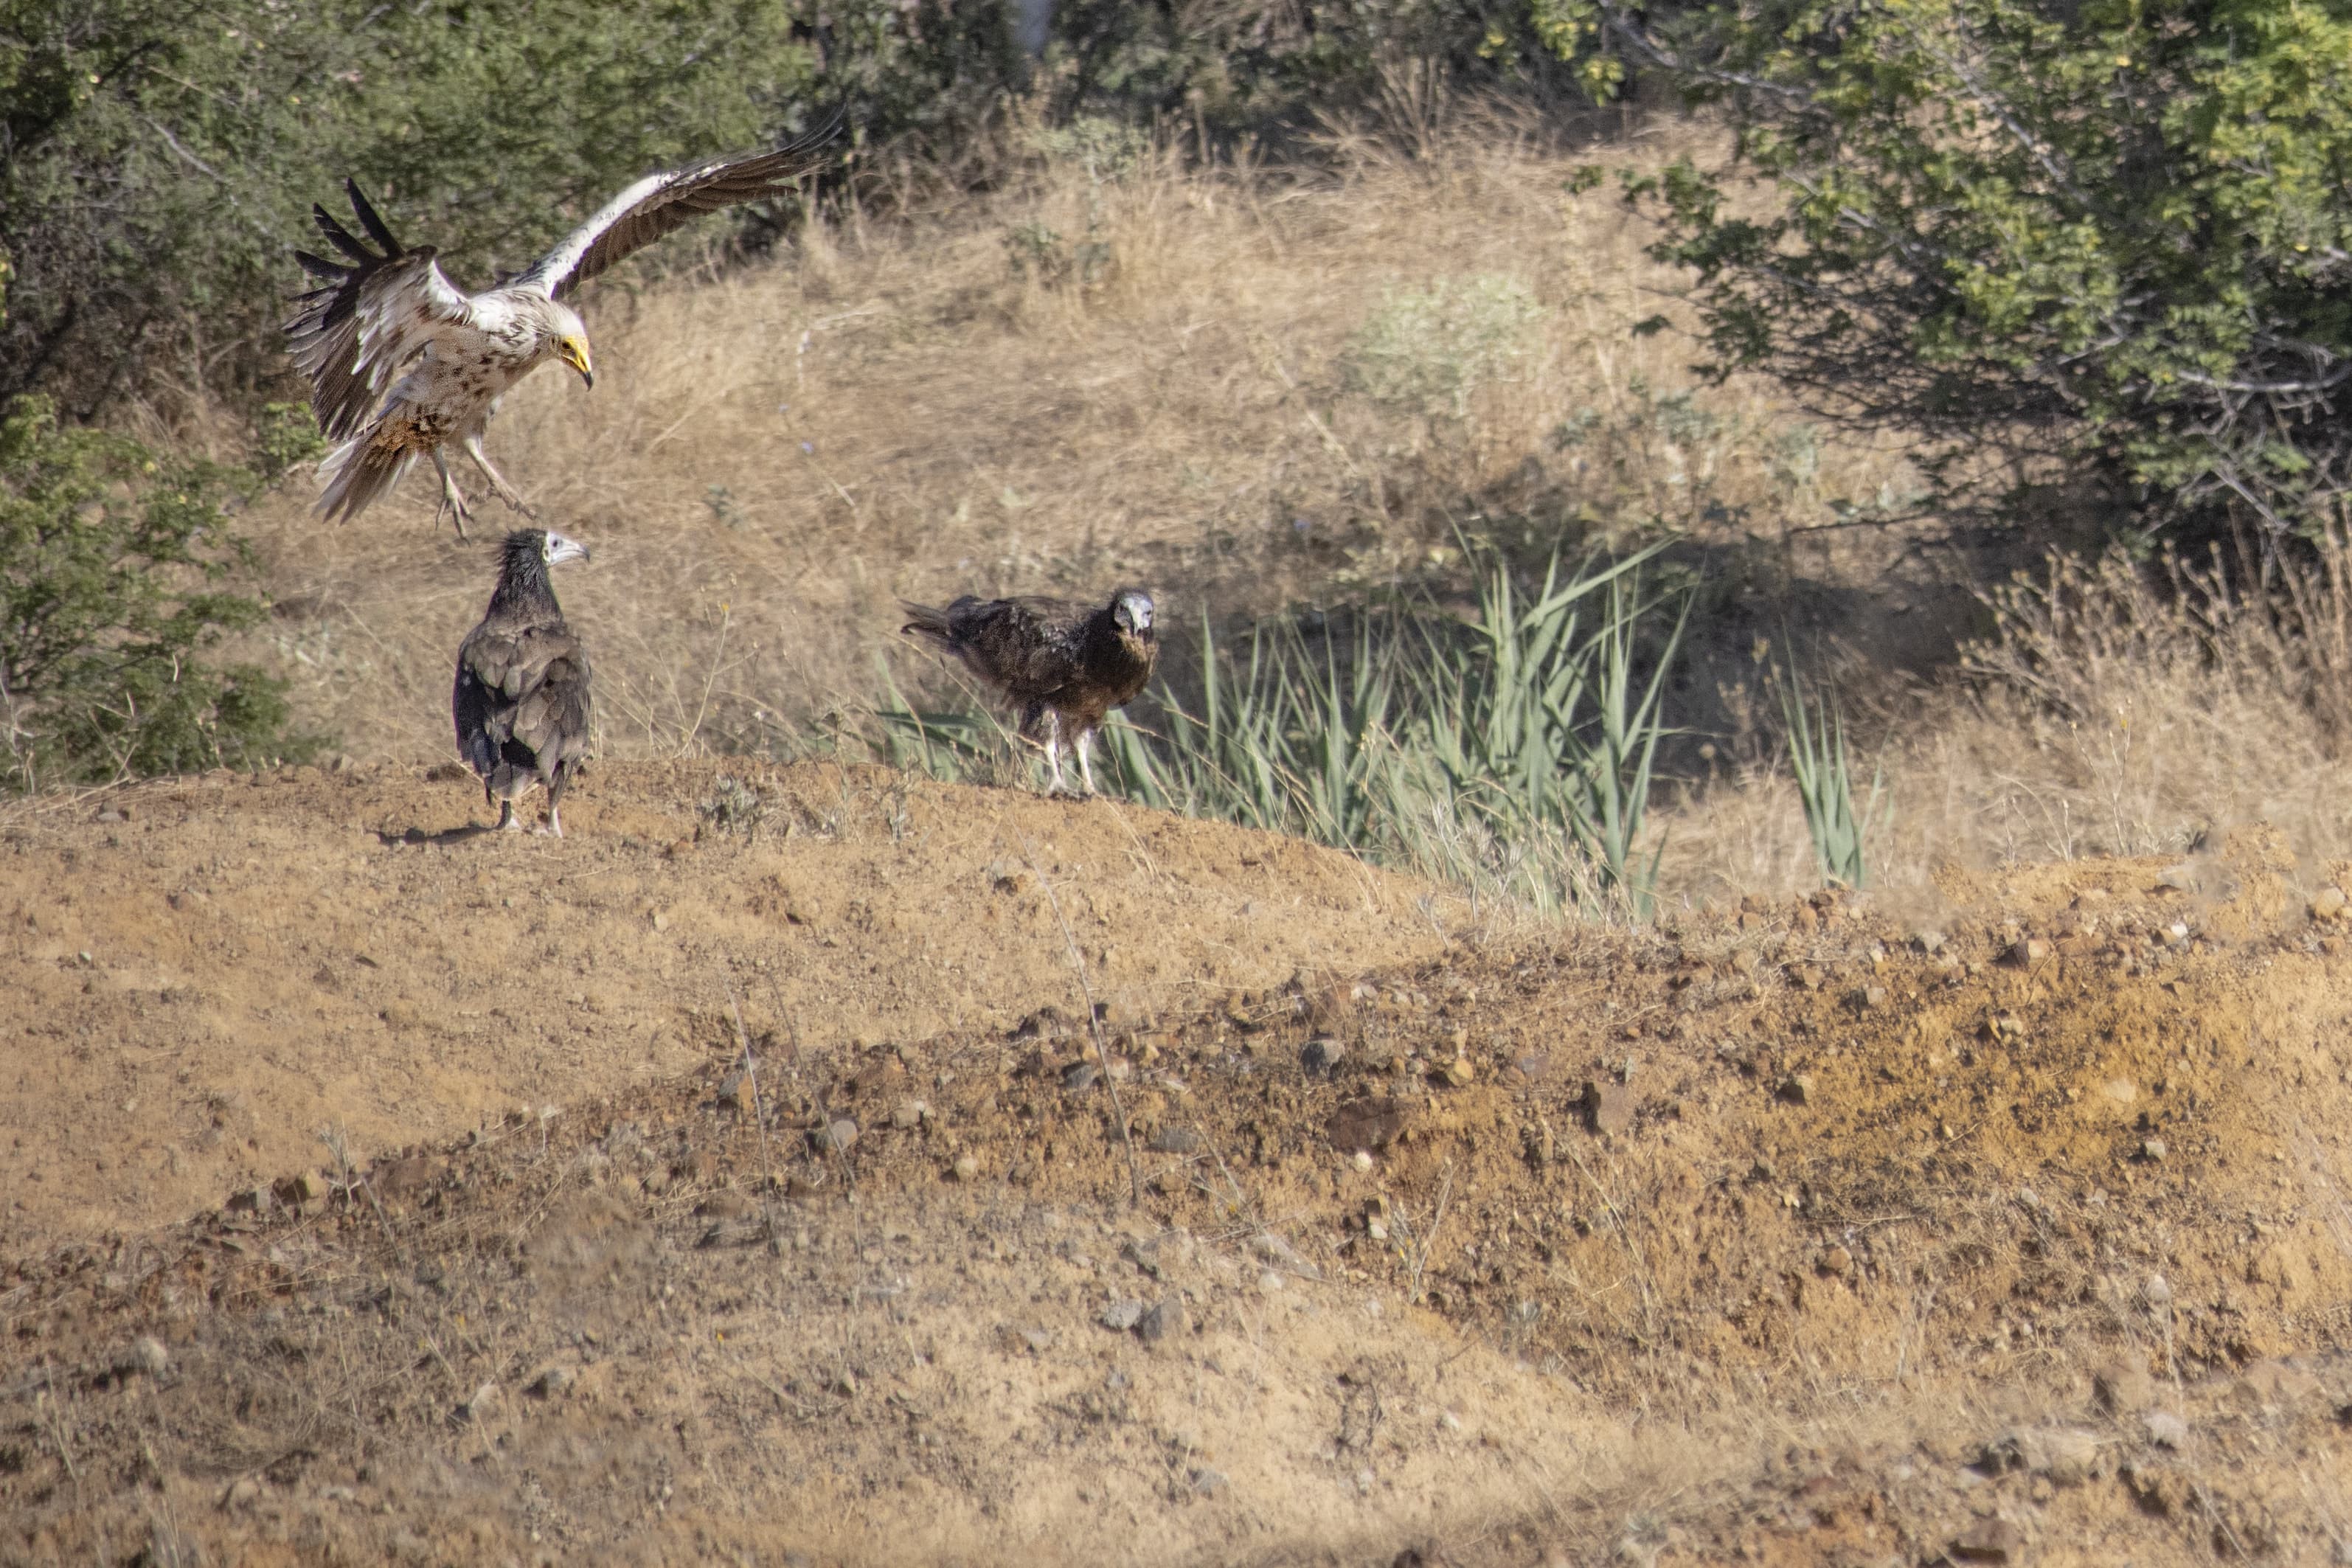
[229,121,2352,907]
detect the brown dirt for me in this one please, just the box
[6,774,2352,1564]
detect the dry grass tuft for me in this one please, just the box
[226,119,2352,905]
[234,119,1912,766]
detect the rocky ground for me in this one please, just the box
[4,762,2351,1564]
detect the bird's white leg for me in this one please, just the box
[537,801,564,838]
[1076,726,1099,797]
[432,450,473,540]
[494,798,521,832]
[463,434,535,518]
[1042,712,1071,797]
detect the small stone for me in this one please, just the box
[2143,1409,2188,1449]
[1190,1466,1229,1497]
[2138,1136,2167,1162]
[1256,1269,1285,1294]
[650,909,670,932]
[1148,1125,1202,1154]
[121,1336,170,1377]
[379,999,420,1030]
[1018,1327,1053,1353]
[952,1154,980,1181]
[1138,1298,1187,1345]
[2096,1356,2156,1413]
[1582,1079,1634,1136]
[526,1367,573,1398]
[1949,1516,2025,1562]
[1862,985,1890,1009]
[1817,1245,1853,1278]
[454,1381,499,1423]
[2311,887,2348,923]
[1778,1072,1814,1106]
[2008,937,2050,967]
[1351,1150,1374,1173]
[1061,1061,1100,1093]
[226,1185,271,1216]
[272,1170,328,1207]
[1434,1055,1476,1088]
[1300,1038,1344,1076]
[815,1118,858,1154]
[1100,1299,1145,1331]
[891,1099,927,1130]
[1913,929,1946,954]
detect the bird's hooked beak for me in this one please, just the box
[544,533,592,566]
[557,336,595,389]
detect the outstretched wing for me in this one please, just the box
[509,119,842,300]
[287,181,474,440]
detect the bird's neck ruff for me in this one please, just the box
[488,535,563,620]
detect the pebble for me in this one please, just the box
[1100,1299,1145,1331]
[122,1336,169,1378]
[2007,937,2050,967]
[891,1099,928,1130]
[1061,1061,1100,1093]
[2095,1356,2156,1414]
[816,1118,858,1154]
[1351,1151,1374,1173]
[1778,1072,1814,1106]
[2138,1136,2167,1162]
[2311,887,2348,923]
[1948,1516,2025,1562]
[1190,1466,1229,1497]
[527,1367,573,1398]
[2143,1409,2188,1449]
[1148,1125,1202,1154]
[454,1381,499,1423]
[952,1154,980,1181]
[1138,1297,1186,1345]
[1817,1245,1853,1279]
[1256,1269,1285,1294]
[1435,1055,1475,1088]
[1582,1080,1634,1137]
[1300,1038,1344,1075]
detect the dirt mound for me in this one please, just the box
[0,760,1447,1247]
[6,792,2352,1564]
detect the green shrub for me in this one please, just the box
[0,395,315,788]
[1777,673,1887,889]
[1551,0,2352,546]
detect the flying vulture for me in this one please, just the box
[454,530,594,836]
[900,588,1157,796]
[288,123,838,534]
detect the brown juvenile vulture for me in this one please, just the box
[454,530,593,834]
[900,588,1156,796]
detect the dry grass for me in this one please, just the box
[1657,533,2352,907]
[222,114,2352,906]
[232,114,1912,764]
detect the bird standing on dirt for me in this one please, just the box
[899,589,1157,796]
[454,530,594,836]
[286,125,837,534]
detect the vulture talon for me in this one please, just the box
[288,121,844,531]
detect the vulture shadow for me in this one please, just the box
[376,824,505,847]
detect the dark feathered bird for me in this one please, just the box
[454,530,594,834]
[900,588,1157,796]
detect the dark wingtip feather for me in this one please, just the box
[293,249,350,281]
[342,178,404,257]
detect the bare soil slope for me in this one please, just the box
[5,776,2352,1565]
[0,761,1447,1247]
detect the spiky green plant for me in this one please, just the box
[1780,675,1888,889]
